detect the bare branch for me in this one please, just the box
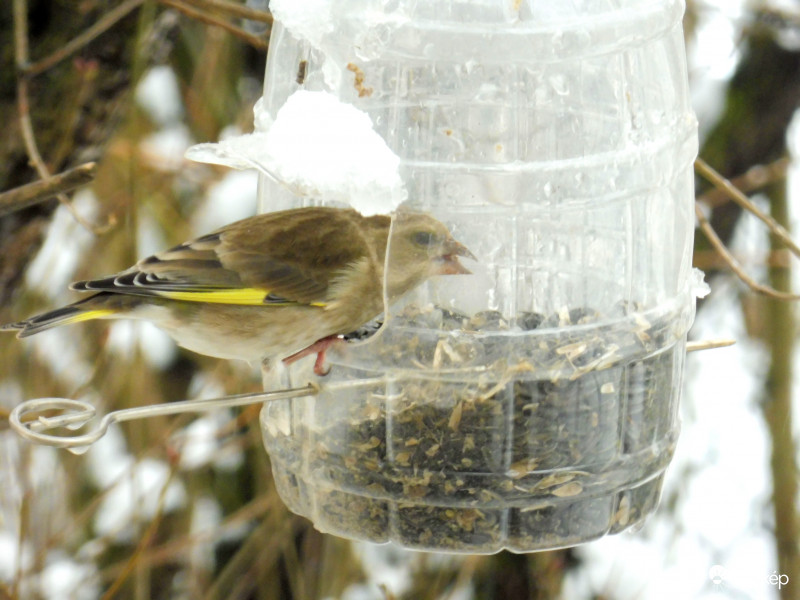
[157,0,269,50]
[23,0,146,77]
[13,0,116,234]
[0,163,98,217]
[694,203,800,300]
[695,157,800,260]
[696,157,789,208]
[179,0,273,24]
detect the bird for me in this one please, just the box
[2,206,474,375]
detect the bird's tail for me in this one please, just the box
[1,294,122,338]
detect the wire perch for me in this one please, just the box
[9,384,318,450]
[9,338,732,450]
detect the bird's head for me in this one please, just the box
[384,212,475,299]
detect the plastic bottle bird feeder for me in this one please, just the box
[257,1,700,553]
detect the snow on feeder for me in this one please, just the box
[246,0,701,553]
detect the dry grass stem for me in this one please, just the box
[686,339,736,352]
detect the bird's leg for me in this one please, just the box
[282,335,342,376]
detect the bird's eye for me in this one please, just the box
[412,231,439,247]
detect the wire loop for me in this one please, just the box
[9,384,318,450]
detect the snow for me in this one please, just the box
[136,65,184,126]
[168,374,245,471]
[136,66,193,170]
[188,497,223,573]
[351,542,413,597]
[186,90,407,216]
[190,169,258,235]
[176,415,221,470]
[106,320,178,369]
[86,429,186,542]
[24,190,99,299]
[0,531,32,582]
[93,457,187,542]
[86,425,133,489]
[140,125,194,172]
[37,554,100,600]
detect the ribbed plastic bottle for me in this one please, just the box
[258,0,698,553]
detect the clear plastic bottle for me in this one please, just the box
[259,0,698,553]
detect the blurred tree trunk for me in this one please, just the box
[0,0,143,305]
[764,180,799,599]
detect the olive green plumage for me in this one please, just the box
[3,207,472,369]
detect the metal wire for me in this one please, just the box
[9,384,318,450]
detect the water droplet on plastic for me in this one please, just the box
[67,444,90,456]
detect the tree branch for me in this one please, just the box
[179,0,273,24]
[0,163,98,217]
[157,0,269,50]
[694,203,800,300]
[23,0,146,77]
[696,157,800,260]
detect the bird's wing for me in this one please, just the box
[70,208,387,307]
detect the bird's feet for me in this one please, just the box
[282,335,342,376]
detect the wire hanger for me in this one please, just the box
[9,384,318,452]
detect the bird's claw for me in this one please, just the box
[283,335,341,376]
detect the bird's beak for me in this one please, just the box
[436,238,475,275]
[449,239,477,262]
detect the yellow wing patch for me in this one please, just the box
[152,288,325,307]
[63,309,117,325]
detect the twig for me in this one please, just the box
[157,0,268,50]
[0,163,98,217]
[23,0,146,77]
[694,248,792,271]
[179,0,273,23]
[695,203,800,300]
[686,339,736,352]
[696,157,789,208]
[696,157,800,259]
[13,0,115,234]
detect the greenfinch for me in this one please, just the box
[3,207,473,374]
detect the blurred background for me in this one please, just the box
[1,1,799,598]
